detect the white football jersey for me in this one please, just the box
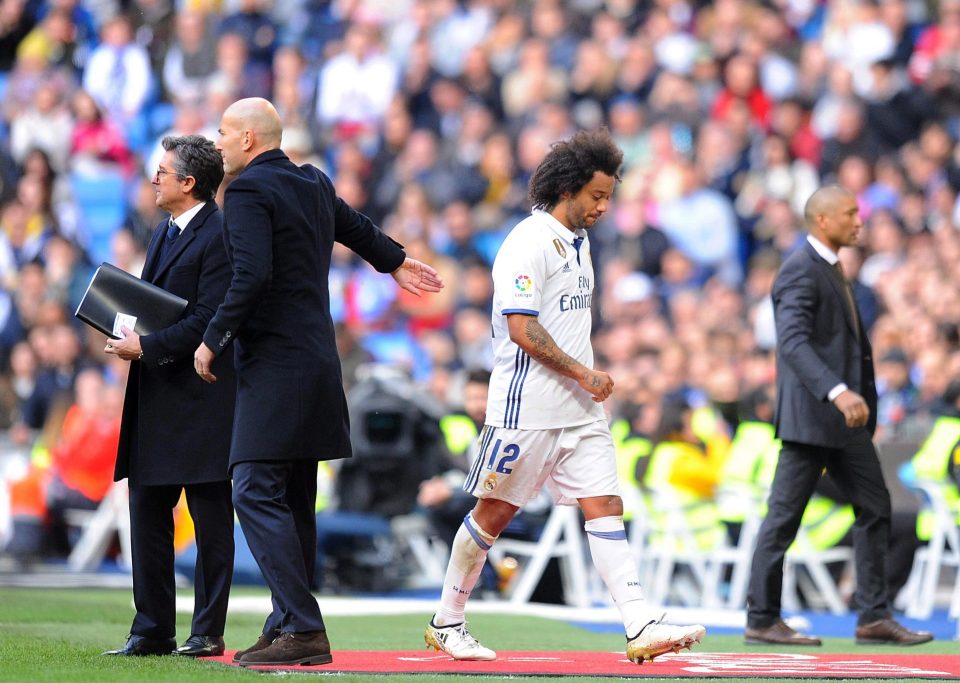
[486,210,605,429]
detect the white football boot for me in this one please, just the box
[425,620,496,661]
[626,616,706,664]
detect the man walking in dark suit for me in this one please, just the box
[103,135,237,657]
[744,186,932,646]
[193,97,443,667]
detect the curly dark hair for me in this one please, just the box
[528,129,623,211]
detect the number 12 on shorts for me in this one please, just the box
[486,438,520,474]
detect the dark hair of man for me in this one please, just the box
[465,368,492,386]
[161,134,224,201]
[527,128,623,211]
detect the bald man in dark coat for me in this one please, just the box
[194,97,443,667]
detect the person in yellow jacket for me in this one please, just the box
[900,382,960,600]
[643,398,730,552]
[907,385,960,539]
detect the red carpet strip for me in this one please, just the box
[206,650,960,678]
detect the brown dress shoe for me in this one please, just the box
[855,619,933,646]
[745,619,822,646]
[232,632,277,663]
[238,630,332,666]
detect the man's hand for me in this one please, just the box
[104,325,142,361]
[833,389,870,428]
[579,368,614,403]
[391,257,444,297]
[194,342,216,383]
[417,476,453,507]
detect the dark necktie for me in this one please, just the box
[166,216,180,242]
[833,261,861,339]
[159,216,179,262]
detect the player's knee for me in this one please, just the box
[580,494,623,519]
[473,499,517,537]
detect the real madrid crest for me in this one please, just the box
[483,474,497,491]
[552,238,567,259]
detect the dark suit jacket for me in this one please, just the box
[115,202,236,486]
[202,149,405,466]
[772,241,877,448]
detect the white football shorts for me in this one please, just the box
[462,419,621,507]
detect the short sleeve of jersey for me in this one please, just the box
[495,234,545,315]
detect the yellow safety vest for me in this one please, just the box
[909,416,960,540]
[717,421,778,524]
[315,461,333,513]
[440,414,480,458]
[644,441,728,551]
[610,418,652,521]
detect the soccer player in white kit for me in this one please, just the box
[424,130,706,664]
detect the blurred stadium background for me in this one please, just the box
[1,0,960,648]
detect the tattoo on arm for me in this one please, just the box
[521,318,583,379]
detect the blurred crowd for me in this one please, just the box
[1,0,960,571]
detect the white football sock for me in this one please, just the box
[585,515,659,637]
[433,513,497,627]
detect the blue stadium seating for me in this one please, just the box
[70,171,128,265]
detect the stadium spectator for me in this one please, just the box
[0,0,958,613]
[69,89,133,176]
[81,14,152,131]
[316,20,398,149]
[161,10,218,105]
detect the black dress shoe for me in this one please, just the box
[176,634,225,657]
[102,635,176,656]
[855,618,934,646]
[744,619,822,646]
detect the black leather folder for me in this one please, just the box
[75,262,187,338]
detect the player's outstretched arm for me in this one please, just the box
[507,313,613,402]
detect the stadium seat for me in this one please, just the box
[488,504,591,608]
[632,487,749,609]
[67,480,131,572]
[70,171,128,266]
[895,479,960,619]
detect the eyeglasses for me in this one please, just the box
[153,168,178,181]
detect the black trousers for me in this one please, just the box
[129,480,234,640]
[746,433,893,628]
[232,460,324,635]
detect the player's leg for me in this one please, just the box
[426,426,558,660]
[435,498,516,627]
[425,498,515,660]
[579,494,705,662]
[557,421,706,663]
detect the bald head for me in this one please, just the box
[224,97,282,147]
[803,185,853,229]
[803,184,862,252]
[217,97,284,175]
